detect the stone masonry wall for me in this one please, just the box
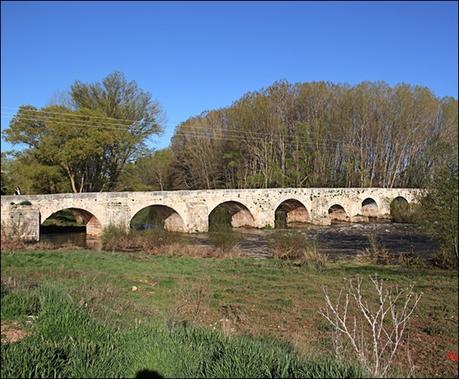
[1,188,422,240]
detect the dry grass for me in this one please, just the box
[357,234,425,268]
[137,243,249,259]
[269,231,328,268]
[1,321,30,344]
[356,234,392,264]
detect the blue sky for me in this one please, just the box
[1,1,457,152]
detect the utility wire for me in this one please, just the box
[1,106,358,143]
[1,113,364,151]
[1,110,363,146]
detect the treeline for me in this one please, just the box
[168,81,457,189]
[1,76,457,195]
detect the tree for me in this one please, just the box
[415,161,458,268]
[116,148,173,191]
[0,150,69,195]
[4,72,163,192]
[168,81,457,191]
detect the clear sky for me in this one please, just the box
[1,1,457,152]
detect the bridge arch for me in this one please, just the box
[130,204,186,232]
[208,201,255,231]
[328,204,350,223]
[390,196,411,222]
[274,198,309,228]
[361,197,379,218]
[40,207,103,246]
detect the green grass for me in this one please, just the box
[1,250,458,378]
[1,283,362,378]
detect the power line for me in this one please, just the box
[1,113,361,151]
[1,110,359,146]
[0,113,377,152]
[3,101,405,149]
[1,106,146,125]
[1,106,354,143]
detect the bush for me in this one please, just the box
[357,234,391,264]
[269,231,327,268]
[414,163,458,268]
[208,231,242,251]
[390,199,416,223]
[101,225,182,252]
[357,235,426,268]
[208,206,233,232]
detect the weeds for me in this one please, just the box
[208,231,242,251]
[269,231,327,268]
[101,225,182,252]
[357,234,391,264]
[357,235,426,268]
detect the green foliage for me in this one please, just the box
[208,206,233,232]
[42,210,82,227]
[4,72,163,193]
[1,284,363,378]
[1,151,69,195]
[17,200,32,206]
[117,149,173,191]
[390,197,415,223]
[415,163,458,268]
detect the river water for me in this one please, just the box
[38,223,437,259]
[39,226,101,249]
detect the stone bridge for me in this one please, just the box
[0,188,421,242]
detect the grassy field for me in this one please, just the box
[1,249,458,378]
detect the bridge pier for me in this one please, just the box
[1,204,40,242]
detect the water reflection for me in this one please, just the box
[40,226,101,249]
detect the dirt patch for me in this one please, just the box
[1,321,30,343]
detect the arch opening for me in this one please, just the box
[328,204,350,223]
[130,205,185,232]
[40,208,102,248]
[390,196,411,223]
[361,198,379,218]
[275,199,309,229]
[208,201,255,231]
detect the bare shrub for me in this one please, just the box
[390,199,416,223]
[269,231,308,260]
[319,275,422,377]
